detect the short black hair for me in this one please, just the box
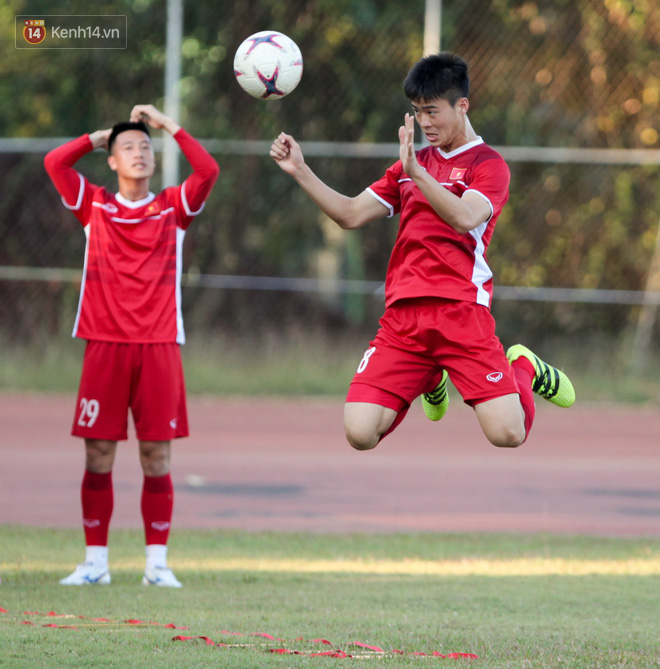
[403,52,470,105]
[107,121,150,153]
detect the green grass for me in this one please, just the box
[2,527,660,668]
[0,334,659,404]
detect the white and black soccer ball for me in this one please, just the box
[233,30,303,100]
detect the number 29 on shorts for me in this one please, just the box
[77,397,100,428]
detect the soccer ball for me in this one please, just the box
[233,31,303,100]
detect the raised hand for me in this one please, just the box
[129,105,180,135]
[89,128,112,151]
[269,132,305,177]
[398,113,420,177]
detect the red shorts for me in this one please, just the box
[72,341,189,442]
[346,297,520,410]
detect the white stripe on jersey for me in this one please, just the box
[466,189,495,307]
[465,188,494,221]
[365,187,395,218]
[61,172,85,211]
[175,226,186,344]
[469,219,493,307]
[71,224,91,338]
[109,207,175,224]
[181,180,206,217]
[90,202,176,224]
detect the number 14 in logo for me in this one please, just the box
[23,19,46,44]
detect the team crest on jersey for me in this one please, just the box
[146,204,159,215]
[449,167,467,180]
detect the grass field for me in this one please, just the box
[2,527,660,668]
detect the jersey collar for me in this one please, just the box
[115,191,156,209]
[436,137,484,159]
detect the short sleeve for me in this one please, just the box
[365,160,404,218]
[465,157,510,221]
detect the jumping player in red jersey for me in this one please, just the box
[270,52,574,452]
[44,104,219,587]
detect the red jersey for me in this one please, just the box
[366,138,509,308]
[44,129,219,344]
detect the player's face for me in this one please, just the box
[108,130,155,179]
[410,97,470,152]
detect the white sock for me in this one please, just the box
[145,544,168,570]
[85,546,108,568]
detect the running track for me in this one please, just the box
[1,393,658,536]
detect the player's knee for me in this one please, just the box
[474,396,527,449]
[84,439,116,473]
[487,424,525,448]
[344,425,379,451]
[343,403,386,451]
[139,440,171,476]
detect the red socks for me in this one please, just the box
[511,356,537,441]
[80,471,173,550]
[81,470,113,546]
[141,473,174,546]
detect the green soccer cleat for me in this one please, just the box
[421,369,450,421]
[506,344,575,408]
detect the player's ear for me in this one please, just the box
[457,97,470,115]
[107,154,117,172]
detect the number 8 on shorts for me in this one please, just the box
[357,346,377,374]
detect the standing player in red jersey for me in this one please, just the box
[270,52,574,452]
[44,104,219,587]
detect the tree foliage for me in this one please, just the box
[0,0,658,340]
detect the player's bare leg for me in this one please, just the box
[138,440,171,476]
[344,402,397,451]
[473,394,526,448]
[85,439,117,472]
[138,440,181,587]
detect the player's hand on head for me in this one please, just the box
[270,132,303,175]
[130,104,168,128]
[130,104,180,135]
[89,128,112,151]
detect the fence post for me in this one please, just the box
[630,218,660,373]
[162,0,182,188]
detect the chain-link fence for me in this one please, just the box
[1,0,659,392]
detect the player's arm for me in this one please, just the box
[131,104,220,213]
[130,104,181,136]
[270,132,388,229]
[44,129,110,212]
[171,129,220,215]
[399,114,491,233]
